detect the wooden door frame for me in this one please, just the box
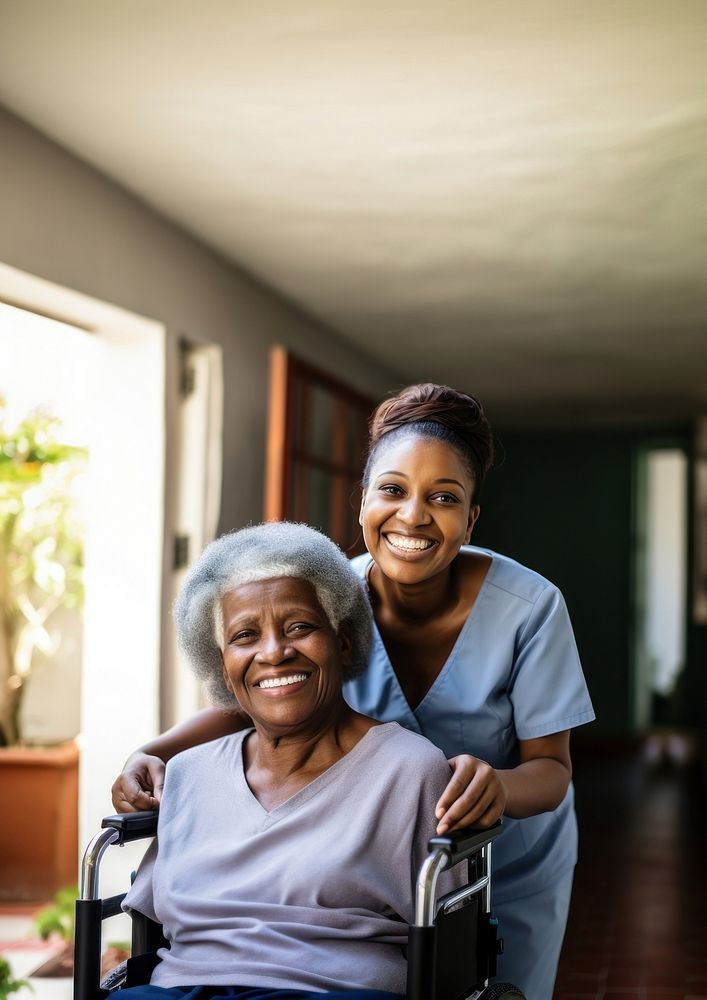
[264,346,377,550]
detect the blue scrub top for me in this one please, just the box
[343,547,595,903]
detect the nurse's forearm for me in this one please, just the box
[137,707,249,763]
[113,707,251,812]
[499,757,572,819]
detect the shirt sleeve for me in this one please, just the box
[508,583,595,740]
[121,752,187,922]
[408,752,467,901]
[121,838,159,922]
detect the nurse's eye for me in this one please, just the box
[433,492,461,504]
[379,483,404,496]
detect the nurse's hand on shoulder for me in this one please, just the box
[435,755,508,834]
[436,732,573,832]
[111,752,165,813]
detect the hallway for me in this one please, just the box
[554,733,707,999]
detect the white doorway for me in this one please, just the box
[632,446,688,730]
[161,339,223,730]
[0,262,165,899]
[0,302,93,746]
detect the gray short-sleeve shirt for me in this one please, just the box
[123,722,460,995]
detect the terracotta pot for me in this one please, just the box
[0,741,79,901]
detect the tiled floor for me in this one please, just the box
[554,732,707,1000]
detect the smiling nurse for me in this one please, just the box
[112,383,595,1000]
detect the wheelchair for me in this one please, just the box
[74,811,525,1000]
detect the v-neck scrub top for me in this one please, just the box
[344,547,595,904]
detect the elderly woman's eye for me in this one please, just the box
[231,629,256,643]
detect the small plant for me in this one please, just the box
[0,400,86,746]
[32,884,130,980]
[33,884,77,943]
[0,956,32,1000]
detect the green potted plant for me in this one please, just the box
[31,883,130,978]
[29,883,76,977]
[0,956,31,1000]
[0,399,87,900]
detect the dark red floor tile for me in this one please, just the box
[646,974,693,989]
[604,968,647,988]
[554,738,707,1000]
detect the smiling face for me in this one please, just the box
[359,434,479,586]
[219,576,352,737]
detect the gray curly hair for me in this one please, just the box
[173,522,372,707]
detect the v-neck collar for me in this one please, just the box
[362,547,495,720]
[232,723,396,819]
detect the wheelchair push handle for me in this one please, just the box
[101,810,159,845]
[427,818,502,865]
[415,820,502,928]
[79,812,159,902]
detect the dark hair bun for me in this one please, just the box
[366,383,494,498]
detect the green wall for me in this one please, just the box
[472,428,696,738]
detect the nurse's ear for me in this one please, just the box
[464,504,481,544]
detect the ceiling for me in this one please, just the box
[1,0,706,427]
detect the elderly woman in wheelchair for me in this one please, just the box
[78,523,518,1000]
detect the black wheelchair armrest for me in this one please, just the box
[76,812,162,1000]
[427,819,502,867]
[101,810,159,845]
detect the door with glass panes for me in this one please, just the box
[264,347,377,555]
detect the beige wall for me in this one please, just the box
[0,105,399,533]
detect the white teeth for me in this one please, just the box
[386,534,434,552]
[258,673,308,689]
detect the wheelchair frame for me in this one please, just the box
[74,811,523,1000]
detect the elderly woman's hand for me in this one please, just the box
[111,752,165,813]
[434,754,507,834]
